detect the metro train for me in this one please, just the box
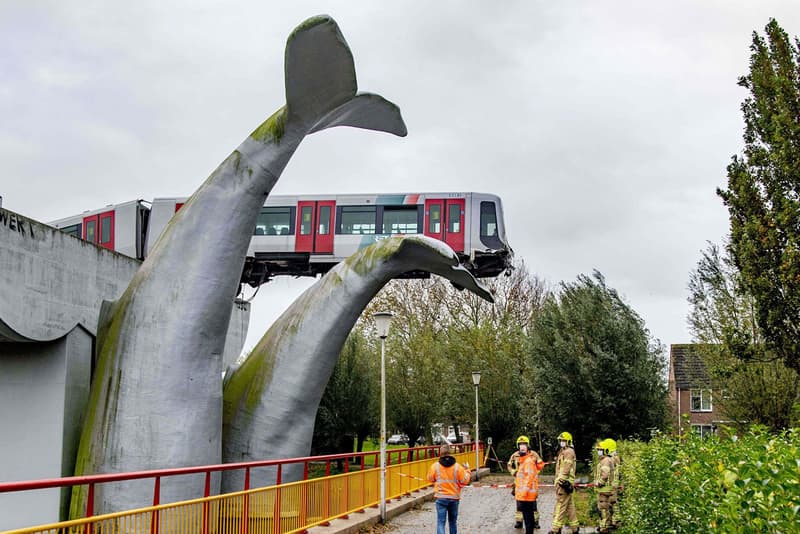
[48,192,513,286]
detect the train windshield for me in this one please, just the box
[480,201,498,237]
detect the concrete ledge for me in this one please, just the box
[307,467,491,534]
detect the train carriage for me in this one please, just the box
[49,192,512,286]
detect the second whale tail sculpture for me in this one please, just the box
[71,15,406,517]
[221,235,494,491]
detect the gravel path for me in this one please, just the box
[381,476,591,533]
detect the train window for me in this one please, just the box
[448,204,461,233]
[61,224,81,238]
[428,204,441,234]
[100,215,112,244]
[340,206,376,234]
[382,206,418,234]
[480,201,498,237]
[86,220,97,243]
[318,205,331,235]
[300,206,313,235]
[256,207,293,236]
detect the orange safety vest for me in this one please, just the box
[514,452,544,501]
[427,460,471,500]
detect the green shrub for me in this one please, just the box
[617,428,800,533]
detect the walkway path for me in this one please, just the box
[382,476,590,533]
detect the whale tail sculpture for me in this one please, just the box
[71,15,406,519]
[282,16,407,137]
[222,236,493,490]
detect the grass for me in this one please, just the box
[573,488,594,526]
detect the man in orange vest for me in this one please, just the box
[427,443,473,534]
[514,435,545,534]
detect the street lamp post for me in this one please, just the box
[373,311,394,523]
[472,370,481,481]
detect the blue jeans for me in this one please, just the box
[435,498,460,534]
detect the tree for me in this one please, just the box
[528,272,668,460]
[363,259,548,455]
[311,331,378,456]
[717,19,800,373]
[687,241,800,431]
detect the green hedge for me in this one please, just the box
[617,428,800,533]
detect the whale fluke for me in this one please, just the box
[221,236,492,491]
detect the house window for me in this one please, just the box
[690,389,712,412]
[691,424,715,438]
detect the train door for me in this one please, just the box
[445,198,465,252]
[82,210,115,251]
[82,214,98,244]
[424,199,444,241]
[424,198,465,253]
[296,200,335,254]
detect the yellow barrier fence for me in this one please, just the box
[6,451,476,534]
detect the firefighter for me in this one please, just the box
[594,439,616,534]
[549,431,580,534]
[607,438,621,530]
[511,435,544,532]
[508,435,543,528]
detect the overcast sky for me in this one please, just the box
[3,1,799,355]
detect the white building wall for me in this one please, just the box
[0,327,91,530]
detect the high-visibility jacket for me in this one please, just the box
[427,456,471,500]
[514,452,545,501]
[554,445,576,486]
[594,455,615,494]
[612,453,621,489]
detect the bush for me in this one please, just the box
[617,428,800,533]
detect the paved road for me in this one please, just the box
[384,477,591,533]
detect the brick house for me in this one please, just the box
[668,344,725,436]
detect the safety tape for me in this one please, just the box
[393,472,595,489]
[467,483,596,490]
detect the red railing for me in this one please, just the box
[0,442,476,526]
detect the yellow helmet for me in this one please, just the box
[558,431,573,445]
[597,438,614,454]
[516,435,531,446]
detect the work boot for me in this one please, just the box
[515,521,523,528]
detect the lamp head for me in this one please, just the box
[372,311,394,339]
[472,370,482,386]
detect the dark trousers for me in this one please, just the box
[516,499,538,534]
[435,498,460,534]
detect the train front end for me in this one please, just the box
[468,193,513,277]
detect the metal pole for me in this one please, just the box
[474,383,479,481]
[380,336,387,522]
